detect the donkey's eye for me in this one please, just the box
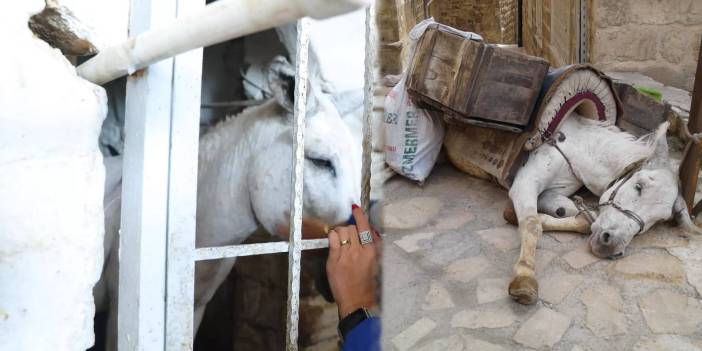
[306,156,336,177]
[635,183,643,193]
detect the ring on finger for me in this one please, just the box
[358,230,373,245]
[340,239,351,246]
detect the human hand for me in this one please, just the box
[326,205,382,318]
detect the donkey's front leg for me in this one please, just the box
[507,178,542,305]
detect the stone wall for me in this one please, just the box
[591,0,702,91]
[522,0,701,91]
[377,0,403,76]
[428,0,516,44]
[380,0,517,76]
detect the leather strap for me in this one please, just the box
[598,169,646,234]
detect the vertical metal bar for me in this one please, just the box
[361,3,376,212]
[285,17,310,351]
[517,0,523,47]
[164,0,205,348]
[679,34,702,213]
[119,0,175,349]
[577,0,588,63]
[576,0,581,63]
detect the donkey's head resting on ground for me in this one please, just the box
[248,56,362,237]
[590,122,701,258]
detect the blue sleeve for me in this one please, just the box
[342,317,381,351]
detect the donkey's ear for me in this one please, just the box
[267,55,296,113]
[648,122,670,156]
[672,192,702,235]
[643,122,671,169]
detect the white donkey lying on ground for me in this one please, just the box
[505,114,701,305]
[96,56,361,347]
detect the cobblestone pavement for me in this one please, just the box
[381,162,702,351]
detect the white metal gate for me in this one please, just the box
[114,0,376,350]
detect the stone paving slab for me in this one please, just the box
[476,226,521,252]
[562,243,602,269]
[382,196,443,230]
[427,207,476,232]
[422,280,455,311]
[540,273,584,305]
[444,254,492,283]
[476,277,511,304]
[393,232,437,253]
[668,238,702,296]
[451,306,517,329]
[548,231,582,243]
[633,335,702,351]
[415,334,509,351]
[513,307,572,348]
[639,289,702,335]
[609,252,686,284]
[391,317,437,350]
[579,285,627,337]
[382,163,702,351]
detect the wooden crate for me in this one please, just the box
[406,23,549,132]
[613,82,669,137]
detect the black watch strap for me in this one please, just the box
[338,307,372,342]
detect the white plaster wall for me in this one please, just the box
[0,2,108,350]
[310,8,366,92]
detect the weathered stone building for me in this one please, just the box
[379,0,701,91]
[377,0,517,76]
[589,0,702,91]
[520,0,700,91]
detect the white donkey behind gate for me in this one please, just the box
[96,56,362,349]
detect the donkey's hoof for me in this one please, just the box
[509,276,539,305]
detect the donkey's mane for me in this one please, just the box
[199,100,283,162]
[574,116,658,178]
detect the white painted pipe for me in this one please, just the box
[77,0,370,85]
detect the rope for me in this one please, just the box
[543,131,577,178]
[573,195,596,224]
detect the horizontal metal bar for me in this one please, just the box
[200,99,264,109]
[195,242,288,260]
[77,0,370,85]
[299,238,329,250]
[194,239,328,261]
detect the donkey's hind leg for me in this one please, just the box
[537,190,578,218]
[539,212,591,234]
[505,202,591,234]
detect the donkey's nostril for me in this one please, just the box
[602,232,611,243]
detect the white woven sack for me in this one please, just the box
[383,74,444,183]
[382,18,481,183]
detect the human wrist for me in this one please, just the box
[338,299,376,318]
